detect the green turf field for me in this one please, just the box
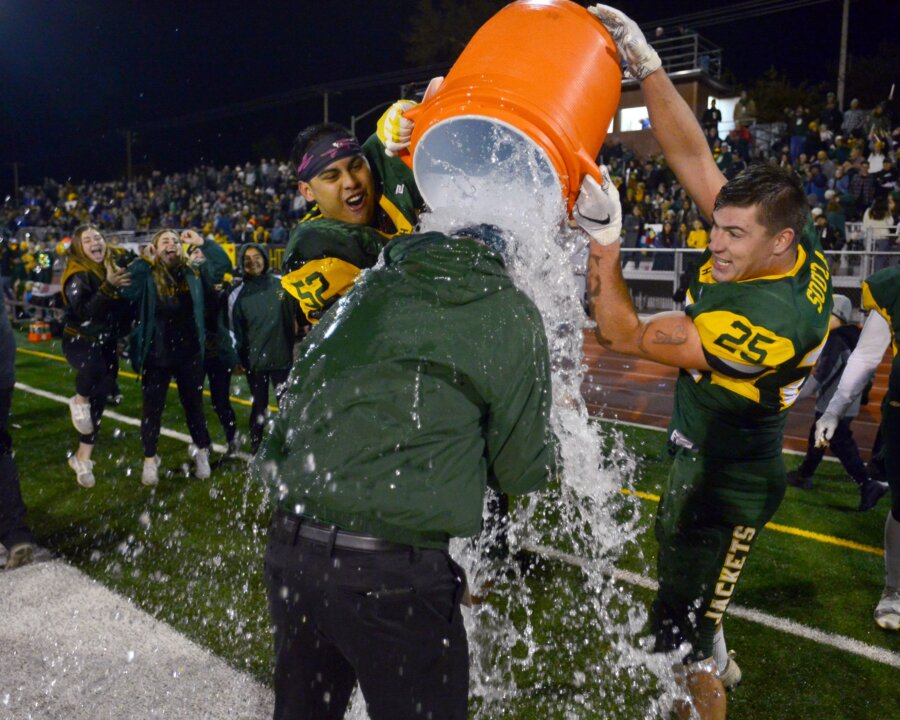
[10,334,899,719]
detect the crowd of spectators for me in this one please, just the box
[1,159,307,248]
[600,91,899,265]
[2,91,898,284]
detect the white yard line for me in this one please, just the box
[15,382,253,462]
[527,544,900,670]
[592,415,816,458]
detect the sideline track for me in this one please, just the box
[0,560,272,720]
[11,380,898,674]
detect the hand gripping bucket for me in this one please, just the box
[404,0,621,218]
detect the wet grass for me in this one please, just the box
[11,333,899,719]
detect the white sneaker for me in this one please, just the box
[68,397,94,435]
[874,587,900,630]
[717,653,742,691]
[189,444,211,480]
[68,455,95,488]
[142,456,161,487]
[5,542,34,570]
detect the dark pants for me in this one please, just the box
[141,357,211,457]
[265,525,469,720]
[62,334,118,445]
[883,366,900,521]
[204,355,236,444]
[652,448,785,660]
[247,368,289,451]
[0,386,33,549]
[799,411,869,485]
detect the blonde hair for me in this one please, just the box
[149,229,190,293]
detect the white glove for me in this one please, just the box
[587,4,661,80]
[573,168,622,246]
[814,412,839,448]
[377,99,417,157]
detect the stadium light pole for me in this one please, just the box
[119,130,134,184]
[837,0,849,109]
[9,162,21,205]
[321,91,341,123]
[350,101,392,138]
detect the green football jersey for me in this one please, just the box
[670,230,833,460]
[281,133,425,322]
[862,265,900,358]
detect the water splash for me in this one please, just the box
[411,121,676,717]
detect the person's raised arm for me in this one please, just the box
[588,4,726,220]
[574,171,711,370]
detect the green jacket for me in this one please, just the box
[232,243,295,372]
[255,231,556,548]
[122,239,231,373]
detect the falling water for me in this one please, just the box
[409,120,681,718]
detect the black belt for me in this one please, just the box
[271,511,436,553]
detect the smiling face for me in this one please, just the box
[298,154,375,225]
[154,231,181,267]
[708,204,795,283]
[77,227,105,263]
[242,246,265,277]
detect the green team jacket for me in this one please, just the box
[231,243,295,372]
[122,239,232,373]
[254,231,557,548]
[672,227,832,460]
[281,134,425,322]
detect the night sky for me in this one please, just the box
[1,0,897,195]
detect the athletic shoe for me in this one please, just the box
[142,456,161,487]
[786,470,813,490]
[226,437,240,457]
[874,587,900,630]
[67,455,95,488]
[717,653,742,691]
[4,542,34,570]
[68,396,94,435]
[858,480,888,512]
[189,444,211,480]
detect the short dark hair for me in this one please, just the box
[289,122,355,179]
[714,164,808,239]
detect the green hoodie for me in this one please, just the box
[231,243,295,372]
[123,238,231,373]
[254,231,556,548]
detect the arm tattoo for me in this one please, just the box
[638,320,688,352]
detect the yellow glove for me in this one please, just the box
[377,100,418,157]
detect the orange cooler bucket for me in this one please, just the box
[406,0,621,217]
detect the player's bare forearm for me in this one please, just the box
[641,70,726,220]
[587,243,642,350]
[587,241,711,370]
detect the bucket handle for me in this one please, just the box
[568,148,605,215]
